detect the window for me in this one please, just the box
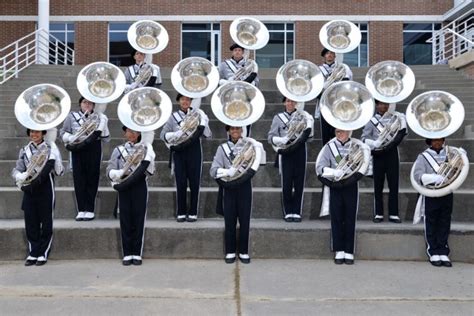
[108,22,133,66]
[255,23,294,68]
[49,23,74,65]
[181,23,221,65]
[343,23,368,67]
[403,23,442,65]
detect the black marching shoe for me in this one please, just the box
[373,215,384,223]
[440,255,452,268]
[292,214,302,222]
[284,214,293,222]
[344,253,354,265]
[225,253,236,264]
[186,215,197,222]
[132,256,142,266]
[429,255,442,267]
[177,215,186,223]
[239,254,251,264]
[122,256,133,266]
[334,252,345,265]
[35,256,47,266]
[24,256,37,266]
[389,215,402,223]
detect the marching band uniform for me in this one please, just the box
[268,107,313,222]
[160,97,211,222]
[316,134,365,265]
[412,140,454,267]
[12,131,63,266]
[315,48,353,146]
[107,131,155,265]
[60,101,109,221]
[361,108,407,223]
[210,134,260,264]
[124,62,162,90]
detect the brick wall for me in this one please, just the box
[74,22,108,65]
[369,21,403,65]
[0,22,36,49]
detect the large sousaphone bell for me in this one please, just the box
[77,62,126,103]
[407,91,469,197]
[127,20,169,54]
[230,17,269,50]
[15,83,71,131]
[276,59,324,102]
[171,57,220,98]
[319,20,361,54]
[366,61,415,103]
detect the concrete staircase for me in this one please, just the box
[1,64,473,262]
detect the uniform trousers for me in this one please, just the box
[329,183,358,254]
[280,143,307,216]
[372,147,400,217]
[424,193,453,257]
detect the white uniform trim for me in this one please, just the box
[422,152,441,173]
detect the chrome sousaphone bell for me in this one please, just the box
[230,17,269,50]
[171,57,220,98]
[319,20,361,53]
[276,59,324,102]
[128,20,169,54]
[366,61,415,103]
[77,62,126,103]
[15,83,71,131]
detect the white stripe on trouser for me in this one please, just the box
[43,173,55,259]
[139,180,149,257]
[297,145,307,215]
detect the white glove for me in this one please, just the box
[15,172,28,183]
[109,169,124,181]
[97,113,108,132]
[144,145,156,162]
[322,168,344,179]
[200,113,209,126]
[62,132,73,144]
[273,136,289,146]
[216,167,237,179]
[421,174,444,186]
[166,130,184,142]
[365,139,382,149]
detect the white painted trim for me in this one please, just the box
[0,15,445,22]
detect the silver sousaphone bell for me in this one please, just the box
[276,59,324,102]
[366,61,415,103]
[15,83,71,131]
[118,87,172,132]
[230,17,269,50]
[77,62,126,103]
[319,20,361,54]
[320,81,374,130]
[171,57,220,98]
[211,81,265,127]
[128,20,169,54]
[406,91,464,139]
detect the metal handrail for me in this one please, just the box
[0,28,75,84]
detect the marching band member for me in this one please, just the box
[361,99,407,223]
[219,43,259,87]
[60,97,110,221]
[106,127,155,266]
[210,126,264,264]
[316,48,353,145]
[316,129,369,265]
[124,50,162,92]
[12,128,63,266]
[268,96,313,222]
[160,93,211,222]
[412,138,457,268]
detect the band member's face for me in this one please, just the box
[324,51,336,64]
[232,48,244,60]
[431,138,444,150]
[29,130,44,144]
[179,96,192,112]
[134,52,145,64]
[376,102,390,114]
[335,129,350,142]
[125,129,140,143]
[229,126,243,141]
[285,99,297,112]
[80,99,95,113]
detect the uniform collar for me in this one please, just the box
[429,146,445,154]
[337,138,351,146]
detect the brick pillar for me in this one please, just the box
[152,21,180,68]
[75,22,108,65]
[221,21,233,62]
[295,21,326,64]
[369,21,403,65]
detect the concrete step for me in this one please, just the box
[1,219,472,262]
[1,160,473,189]
[1,187,474,222]
[0,137,472,162]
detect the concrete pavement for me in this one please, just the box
[0,259,472,315]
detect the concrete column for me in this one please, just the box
[37,0,49,64]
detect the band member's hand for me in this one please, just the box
[322,167,343,179]
[173,130,184,140]
[273,136,289,146]
[144,145,156,162]
[216,167,237,178]
[97,113,108,132]
[365,139,381,149]
[15,172,28,183]
[421,173,444,186]
[62,132,74,144]
[109,169,125,181]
